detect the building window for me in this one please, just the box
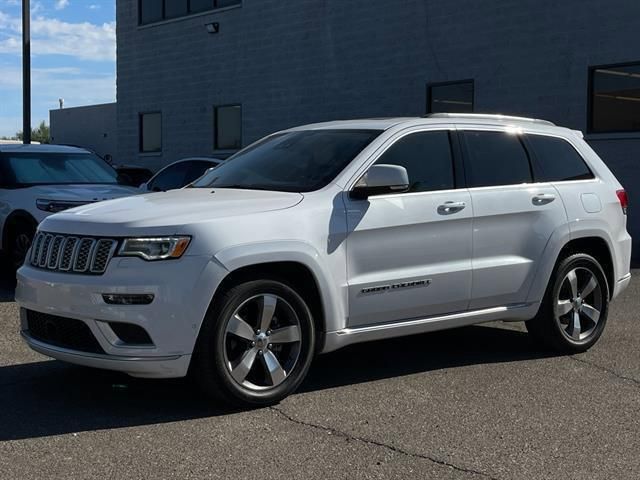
[427,80,474,114]
[589,62,640,133]
[139,0,241,25]
[214,105,242,150]
[140,112,162,153]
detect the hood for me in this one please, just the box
[27,184,139,202]
[40,188,304,235]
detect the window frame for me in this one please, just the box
[348,128,465,197]
[426,79,475,114]
[138,0,242,26]
[139,111,162,154]
[458,128,535,189]
[587,61,640,134]
[213,104,243,152]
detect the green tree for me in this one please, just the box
[16,121,50,144]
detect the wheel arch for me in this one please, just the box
[527,230,615,304]
[205,242,346,349]
[1,209,37,252]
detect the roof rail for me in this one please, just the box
[424,113,555,126]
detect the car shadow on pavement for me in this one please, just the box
[0,275,15,302]
[0,323,555,441]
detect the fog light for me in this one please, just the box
[102,294,154,305]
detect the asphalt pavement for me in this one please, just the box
[1,267,639,479]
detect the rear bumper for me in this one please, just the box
[21,330,191,378]
[613,272,632,300]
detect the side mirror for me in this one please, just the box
[139,182,148,191]
[350,164,409,199]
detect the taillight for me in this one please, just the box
[616,189,628,215]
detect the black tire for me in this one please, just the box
[526,253,609,353]
[6,219,36,270]
[193,279,316,407]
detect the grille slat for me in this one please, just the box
[30,232,116,275]
[47,236,65,269]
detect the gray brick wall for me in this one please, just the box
[117,0,640,257]
[50,103,117,159]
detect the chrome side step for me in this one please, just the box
[321,303,538,353]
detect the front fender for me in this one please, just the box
[213,240,347,337]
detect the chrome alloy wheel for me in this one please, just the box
[554,267,603,342]
[223,294,302,391]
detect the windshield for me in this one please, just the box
[0,152,119,187]
[192,129,382,192]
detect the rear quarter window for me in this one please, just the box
[526,135,594,182]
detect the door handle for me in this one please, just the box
[532,193,556,206]
[438,201,466,215]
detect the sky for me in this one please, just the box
[0,0,115,137]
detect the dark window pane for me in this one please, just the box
[140,112,162,153]
[428,81,474,113]
[591,64,640,133]
[527,135,593,182]
[149,162,191,191]
[165,0,188,18]
[191,0,214,13]
[375,131,454,193]
[193,129,381,192]
[216,0,240,8]
[215,105,242,150]
[464,131,532,188]
[140,0,163,24]
[185,160,219,184]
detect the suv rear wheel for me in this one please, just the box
[526,253,609,353]
[194,279,315,406]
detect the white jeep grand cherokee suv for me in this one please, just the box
[16,114,632,406]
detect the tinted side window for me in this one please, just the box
[527,135,594,182]
[149,163,191,191]
[185,161,219,185]
[375,131,455,193]
[463,131,532,188]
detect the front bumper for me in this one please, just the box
[21,330,191,378]
[16,255,227,378]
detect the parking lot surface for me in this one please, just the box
[1,269,639,479]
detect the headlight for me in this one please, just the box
[118,237,191,261]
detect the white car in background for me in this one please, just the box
[0,144,139,268]
[141,157,224,192]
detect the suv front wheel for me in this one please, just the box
[194,279,316,406]
[526,253,609,353]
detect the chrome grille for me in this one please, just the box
[30,232,117,275]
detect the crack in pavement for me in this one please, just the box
[570,355,640,387]
[270,406,503,480]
